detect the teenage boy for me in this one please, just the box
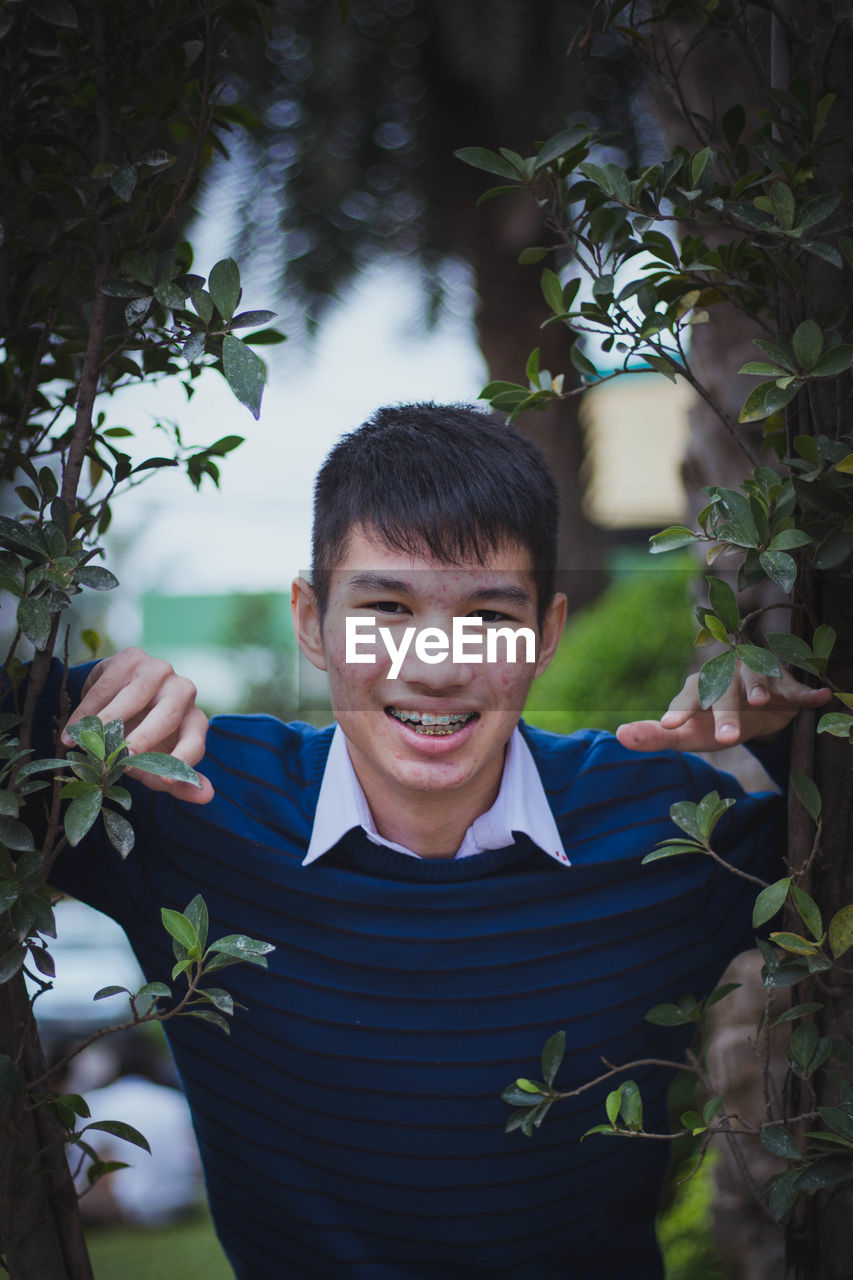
[40,403,829,1279]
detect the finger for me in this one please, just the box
[770,671,833,705]
[617,720,679,752]
[710,679,743,744]
[124,766,215,805]
[121,685,205,758]
[659,674,700,729]
[62,654,176,743]
[741,668,770,706]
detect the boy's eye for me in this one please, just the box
[370,600,408,614]
[467,610,508,623]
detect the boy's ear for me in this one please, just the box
[291,576,327,672]
[534,592,567,678]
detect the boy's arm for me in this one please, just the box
[616,660,833,755]
[63,647,214,804]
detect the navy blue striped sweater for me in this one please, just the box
[44,667,783,1279]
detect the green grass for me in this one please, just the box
[658,1151,726,1280]
[85,1207,233,1280]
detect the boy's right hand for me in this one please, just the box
[61,647,214,804]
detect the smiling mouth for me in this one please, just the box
[386,707,478,736]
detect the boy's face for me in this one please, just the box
[292,526,565,825]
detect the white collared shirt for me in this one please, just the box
[303,725,570,866]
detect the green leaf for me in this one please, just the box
[768,528,811,550]
[703,982,740,1012]
[793,320,824,370]
[710,488,760,548]
[540,268,565,317]
[580,1124,617,1141]
[738,380,799,424]
[184,894,209,954]
[79,730,105,761]
[771,1002,823,1027]
[641,842,703,864]
[160,908,199,952]
[110,164,138,204]
[222,334,265,420]
[649,526,700,554]
[190,288,214,324]
[618,1080,643,1130]
[698,649,736,709]
[231,310,277,329]
[769,181,795,230]
[737,644,783,678]
[124,752,201,787]
[761,1124,801,1160]
[208,258,240,322]
[766,632,817,674]
[817,713,853,740]
[829,906,853,959]
[138,149,176,170]
[207,934,275,966]
[534,126,589,170]
[696,791,735,840]
[93,985,130,1001]
[792,773,821,822]
[0,813,34,851]
[570,345,598,379]
[770,931,820,956]
[707,576,739,633]
[791,887,823,943]
[17,598,51,650]
[502,1084,544,1108]
[605,1088,621,1125]
[75,565,119,591]
[764,1168,801,1222]
[811,345,853,377]
[186,1009,231,1035]
[453,147,523,180]
[137,981,171,1001]
[64,791,102,846]
[0,516,47,559]
[812,626,836,662]
[31,0,78,28]
[540,1030,565,1087]
[0,947,27,985]
[753,877,791,928]
[759,550,797,593]
[645,1003,694,1026]
[704,1095,725,1124]
[83,1120,150,1153]
[739,361,789,377]
[102,810,135,859]
[197,987,235,1015]
[518,247,549,265]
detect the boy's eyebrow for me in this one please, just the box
[342,573,534,606]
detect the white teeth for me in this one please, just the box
[389,708,475,726]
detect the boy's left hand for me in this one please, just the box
[616,661,833,754]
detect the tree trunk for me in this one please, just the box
[0,969,94,1278]
[469,196,606,613]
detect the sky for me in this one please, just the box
[102,221,487,648]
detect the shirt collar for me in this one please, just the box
[303,724,570,867]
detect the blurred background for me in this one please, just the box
[12,1,760,1275]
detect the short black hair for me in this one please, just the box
[311,403,559,627]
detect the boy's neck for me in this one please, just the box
[346,745,507,860]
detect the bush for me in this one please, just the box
[524,560,697,735]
